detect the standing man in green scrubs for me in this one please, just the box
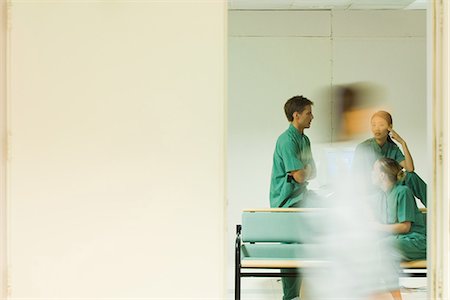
[270,95,316,300]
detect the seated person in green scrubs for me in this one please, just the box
[269,95,316,300]
[371,157,426,300]
[353,111,427,206]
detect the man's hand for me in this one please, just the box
[289,164,313,183]
[390,129,405,145]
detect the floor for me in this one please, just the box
[228,277,427,300]
[399,277,427,300]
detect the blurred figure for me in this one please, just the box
[316,83,383,186]
[353,111,427,206]
[300,166,400,300]
[333,82,383,142]
[301,158,424,300]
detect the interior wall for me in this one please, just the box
[228,9,426,294]
[8,1,226,298]
[0,0,7,298]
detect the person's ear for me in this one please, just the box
[292,112,299,120]
[388,124,393,131]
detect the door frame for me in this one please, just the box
[429,0,450,299]
[0,0,7,298]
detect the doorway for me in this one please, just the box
[227,0,447,299]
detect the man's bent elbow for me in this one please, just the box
[290,171,306,183]
[399,223,411,234]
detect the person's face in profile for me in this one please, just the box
[371,161,384,187]
[296,105,314,129]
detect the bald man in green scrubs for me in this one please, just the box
[269,95,316,300]
[353,111,427,207]
[354,138,427,206]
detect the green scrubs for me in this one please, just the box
[270,124,316,300]
[270,124,316,208]
[353,138,405,173]
[385,183,426,261]
[353,138,427,206]
[404,172,427,207]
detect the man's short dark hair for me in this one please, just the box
[284,95,313,122]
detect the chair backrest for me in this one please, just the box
[242,210,317,243]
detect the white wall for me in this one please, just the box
[8,1,226,298]
[228,9,426,296]
[0,0,7,298]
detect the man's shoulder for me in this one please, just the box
[276,127,296,144]
[360,138,373,145]
[355,138,373,150]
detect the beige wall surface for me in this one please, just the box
[8,1,225,298]
[228,9,427,296]
[429,1,450,298]
[0,0,7,298]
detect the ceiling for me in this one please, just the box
[228,0,428,10]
